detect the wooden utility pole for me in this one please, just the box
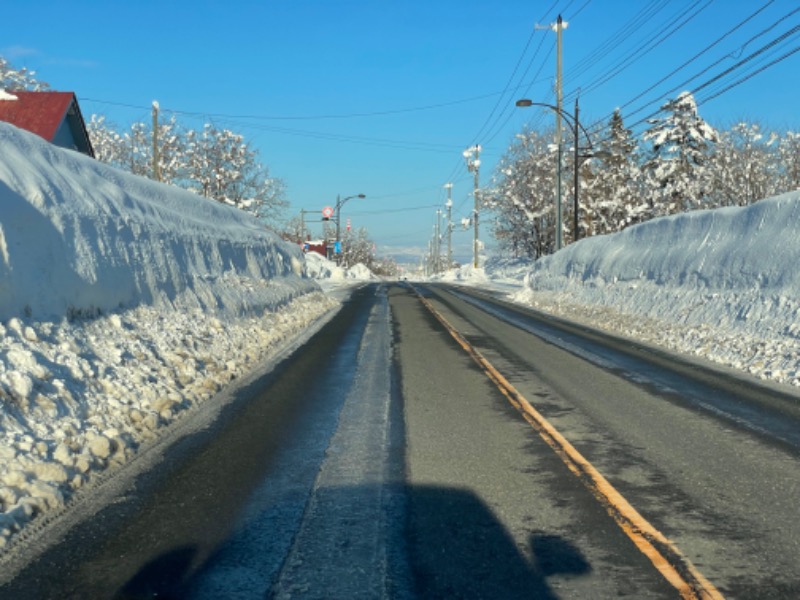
[555,15,564,250]
[536,15,567,250]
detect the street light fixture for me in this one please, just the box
[516,96,600,243]
[335,193,366,263]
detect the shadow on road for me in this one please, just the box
[407,484,589,599]
[107,482,591,599]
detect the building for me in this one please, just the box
[0,90,95,157]
[302,239,328,258]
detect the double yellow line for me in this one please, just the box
[415,288,724,600]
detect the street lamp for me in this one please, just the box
[516,96,600,244]
[335,193,366,263]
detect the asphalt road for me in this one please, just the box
[1,281,799,598]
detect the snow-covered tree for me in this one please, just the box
[88,114,185,184]
[340,226,375,269]
[279,215,310,245]
[0,56,49,91]
[582,109,647,235]
[776,131,800,192]
[87,115,127,165]
[370,255,399,277]
[710,122,777,207]
[89,117,288,224]
[484,128,558,258]
[183,124,287,222]
[643,92,718,216]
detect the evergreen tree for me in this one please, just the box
[583,109,646,235]
[643,92,718,216]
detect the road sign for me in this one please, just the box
[322,206,334,219]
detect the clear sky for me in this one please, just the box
[3,0,799,264]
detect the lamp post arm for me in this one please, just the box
[517,97,596,243]
[515,99,594,151]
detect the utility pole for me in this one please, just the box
[573,97,580,242]
[444,183,453,270]
[152,100,161,182]
[463,146,481,268]
[435,209,443,274]
[556,15,564,250]
[537,15,567,250]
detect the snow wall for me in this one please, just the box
[0,122,317,321]
[521,190,800,338]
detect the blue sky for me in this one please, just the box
[3,0,799,264]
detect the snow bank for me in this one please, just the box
[303,251,378,285]
[488,192,800,385]
[346,263,378,281]
[0,123,337,550]
[0,122,315,320]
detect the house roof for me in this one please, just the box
[0,91,94,157]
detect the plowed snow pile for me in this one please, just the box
[483,191,800,386]
[0,122,336,549]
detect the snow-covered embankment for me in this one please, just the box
[506,191,800,385]
[0,122,336,549]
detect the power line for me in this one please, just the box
[612,0,777,117]
[566,0,671,83]
[700,44,800,104]
[446,1,568,216]
[575,0,715,100]
[620,19,800,132]
[348,204,442,217]
[82,91,506,122]
[582,3,800,139]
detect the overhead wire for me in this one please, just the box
[700,43,800,105]
[566,0,671,83]
[81,2,798,248]
[574,0,716,101]
[82,91,508,122]
[446,0,569,218]
[602,9,800,133]
[610,0,777,118]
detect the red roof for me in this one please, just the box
[0,91,94,157]
[0,91,75,140]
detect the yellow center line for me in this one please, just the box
[413,287,724,600]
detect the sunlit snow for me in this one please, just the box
[1,113,798,556]
[449,191,800,387]
[0,122,343,549]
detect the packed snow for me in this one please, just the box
[0,122,354,551]
[448,191,800,388]
[303,251,378,285]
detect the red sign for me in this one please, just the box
[322,206,334,219]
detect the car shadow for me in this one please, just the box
[406,484,589,599]
[110,482,590,599]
